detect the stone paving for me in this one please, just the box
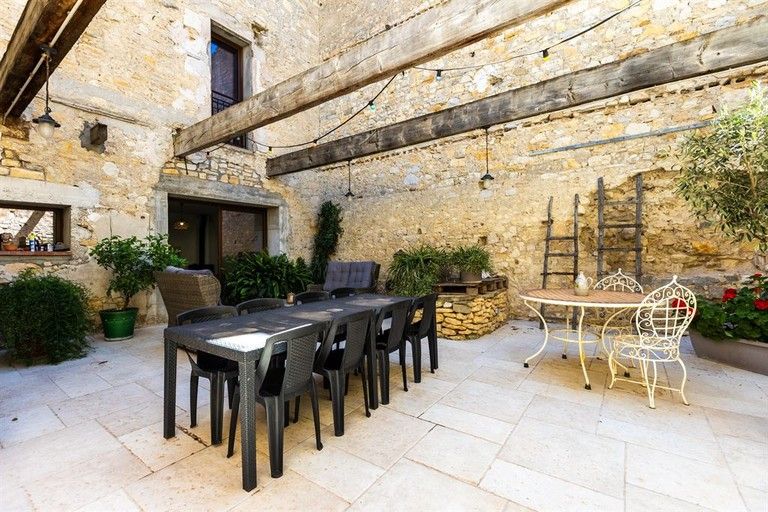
[1,320,766,511]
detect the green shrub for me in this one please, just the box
[310,201,344,283]
[450,245,493,274]
[0,270,92,364]
[692,274,768,342]
[222,251,312,303]
[91,234,186,309]
[676,83,768,251]
[387,246,449,296]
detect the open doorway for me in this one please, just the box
[167,198,267,274]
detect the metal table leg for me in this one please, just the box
[366,321,379,409]
[524,300,549,368]
[239,357,258,491]
[576,306,591,390]
[163,337,177,439]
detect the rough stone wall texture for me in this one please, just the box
[1,0,767,327]
[436,289,510,340]
[0,0,320,324]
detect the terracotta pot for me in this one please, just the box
[689,329,768,376]
[2,243,18,251]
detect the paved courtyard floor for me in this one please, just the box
[1,320,766,512]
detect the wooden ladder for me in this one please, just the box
[540,194,580,328]
[597,174,643,282]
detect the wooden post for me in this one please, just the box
[267,18,768,176]
[172,0,571,156]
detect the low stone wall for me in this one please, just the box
[436,289,509,340]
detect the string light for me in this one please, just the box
[208,0,639,156]
[414,1,639,78]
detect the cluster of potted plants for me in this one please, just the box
[386,244,493,296]
[675,83,767,374]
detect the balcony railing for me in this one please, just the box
[212,90,246,148]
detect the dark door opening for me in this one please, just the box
[168,198,267,274]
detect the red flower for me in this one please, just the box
[755,299,768,311]
[754,273,763,278]
[722,288,738,302]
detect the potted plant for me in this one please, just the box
[91,234,185,341]
[386,245,448,296]
[222,251,312,303]
[676,82,768,270]
[450,245,492,282]
[689,273,768,375]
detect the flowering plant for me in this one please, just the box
[692,274,768,342]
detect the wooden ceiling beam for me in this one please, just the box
[173,0,571,157]
[266,18,768,176]
[0,0,107,119]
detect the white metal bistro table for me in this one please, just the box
[520,288,645,390]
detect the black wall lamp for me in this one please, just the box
[31,45,60,139]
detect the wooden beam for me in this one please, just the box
[173,0,570,156]
[0,0,107,119]
[267,18,768,177]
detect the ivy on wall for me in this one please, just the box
[310,201,343,283]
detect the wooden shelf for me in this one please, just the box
[0,251,72,257]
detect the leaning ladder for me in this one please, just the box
[540,194,580,328]
[597,174,643,282]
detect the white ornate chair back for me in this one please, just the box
[594,268,643,293]
[635,276,697,343]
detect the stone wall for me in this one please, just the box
[436,289,510,340]
[0,0,320,324]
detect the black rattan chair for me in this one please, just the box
[405,293,439,383]
[329,287,356,299]
[236,298,285,315]
[227,323,325,478]
[294,291,330,304]
[315,310,373,436]
[177,305,239,445]
[375,300,411,405]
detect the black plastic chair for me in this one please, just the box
[405,293,439,383]
[227,323,325,478]
[236,298,284,315]
[375,300,411,405]
[329,287,356,299]
[315,310,373,436]
[294,291,330,304]
[177,305,239,445]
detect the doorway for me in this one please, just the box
[167,198,267,273]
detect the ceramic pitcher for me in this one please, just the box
[574,272,593,296]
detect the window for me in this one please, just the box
[211,32,246,148]
[0,201,70,255]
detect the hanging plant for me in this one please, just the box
[310,201,344,283]
[676,82,768,268]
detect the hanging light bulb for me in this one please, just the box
[542,48,550,61]
[436,69,443,81]
[32,46,60,140]
[480,127,495,189]
[368,100,376,112]
[344,160,355,201]
[268,146,273,155]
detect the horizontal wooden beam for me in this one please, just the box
[0,0,107,119]
[267,18,768,176]
[173,0,570,156]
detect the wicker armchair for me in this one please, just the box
[154,269,222,326]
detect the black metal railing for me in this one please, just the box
[212,90,246,148]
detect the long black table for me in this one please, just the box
[162,293,413,491]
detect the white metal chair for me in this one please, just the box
[592,269,644,349]
[608,276,697,408]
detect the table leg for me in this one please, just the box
[524,300,549,368]
[576,306,591,390]
[163,337,177,439]
[366,321,379,409]
[239,358,257,492]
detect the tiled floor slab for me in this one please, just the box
[350,458,507,512]
[1,320,764,511]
